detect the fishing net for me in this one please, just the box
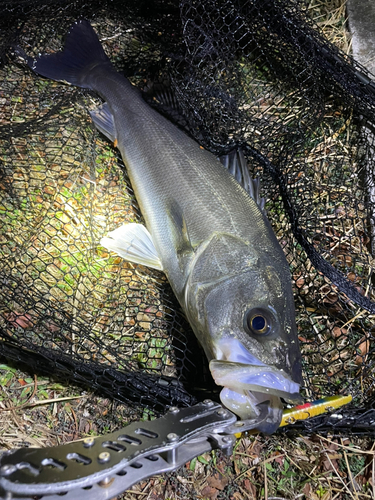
[1,0,375,433]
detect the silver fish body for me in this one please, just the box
[26,19,302,433]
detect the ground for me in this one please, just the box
[0,365,374,499]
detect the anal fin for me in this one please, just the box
[90,102,117,144]
[100,223,163,270]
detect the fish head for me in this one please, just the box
[185,233,302,433]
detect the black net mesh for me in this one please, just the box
[1,0,375,432]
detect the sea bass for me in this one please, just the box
[24,19,302,433]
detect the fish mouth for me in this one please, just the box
[209,359,302,433]
[210,360,301,401]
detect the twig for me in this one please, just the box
[123,491,149,496]
[264,461,268,500]
[318,435,375,455]
[234,454,286,482]
[342,445,360,500]
[15,396,82,409]
[320,439,356,500]
[70,405,79,434]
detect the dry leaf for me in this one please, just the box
[43,185,55,195]
[243,479,257,499]
[303,482,320,500]
[207,473,229,491]
[46,320,60,332]
[322,457,339,472]
[293,448,310,462]
[201,485,219,500]
[355,337,370,365]
[347,272,357,282]
[231,493,243,500]
[332,326,347,338]
[295,277,305,288]
[274,453,284,466]
[7,312,34,329]
[327,440,339,451]
[298,336,310,342]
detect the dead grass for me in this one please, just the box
[308,0,352,54]
[0,364,374,499]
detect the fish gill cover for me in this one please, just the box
[0,0,374,433]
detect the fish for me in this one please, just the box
[23,19,303,433]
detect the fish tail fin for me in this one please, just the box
[27,19,111,88]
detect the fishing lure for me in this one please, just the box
[280,394,352,427]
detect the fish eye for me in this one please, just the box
[244,308,272,335]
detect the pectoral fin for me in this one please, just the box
[90,102,117,144]
[100,223,163,270]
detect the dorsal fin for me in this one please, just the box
[219,148,266,215]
